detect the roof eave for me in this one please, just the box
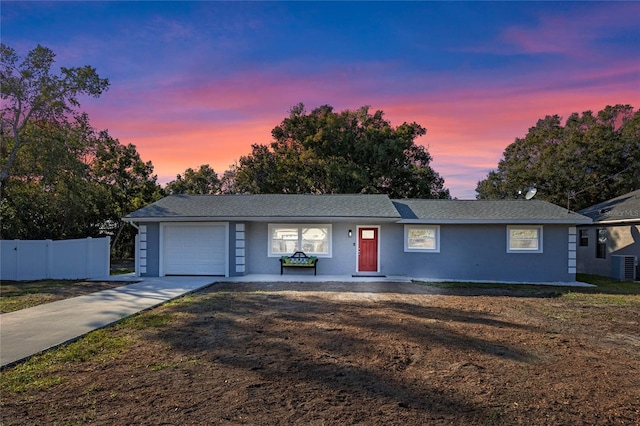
[581,218,639,225]
[123,216,400,223]
[397,218,593,225]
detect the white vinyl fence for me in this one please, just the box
[0,237,110,281]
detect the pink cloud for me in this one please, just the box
[82,52,638,199]
[379,73,638,198]
[498,3,639,57]
[503,21,585,56]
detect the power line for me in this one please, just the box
[566,162,638,211]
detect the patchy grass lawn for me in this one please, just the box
[1,277,638,425]
[417,273,640,298]
[0,280,133,314]
[0,259,135,313]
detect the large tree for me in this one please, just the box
[476,105,640,210]
[231,104,450,198]
[0,44,109,190]
[0,44,161,256]
[165,164,221,195]
[89,130,164,257]
[0,116,162,256]
[1,116,103,239]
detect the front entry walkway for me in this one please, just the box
[224,274,412,283]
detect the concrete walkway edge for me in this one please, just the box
[0,277,216,368]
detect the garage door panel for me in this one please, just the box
[163,225,226,275]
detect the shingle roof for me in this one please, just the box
[392,199,591,224]
[578,189,640,223]
[124,194,591,224]
[124,194,401,220]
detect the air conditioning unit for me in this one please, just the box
[611,255,637,281]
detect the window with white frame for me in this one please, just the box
[507,226,543,253]
[404,225,440,252]
[269,224,332,257]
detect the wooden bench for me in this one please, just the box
[279,251,318,275]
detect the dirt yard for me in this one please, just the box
[1,281,639,425]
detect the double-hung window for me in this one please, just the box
[404,225,440,252]
[507,226,543,253]
[269,224,332,257]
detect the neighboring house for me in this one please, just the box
[122,194,591,283]
[577,189,640,280]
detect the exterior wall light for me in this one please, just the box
[348,229,353,238]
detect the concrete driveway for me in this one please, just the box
[0,277,215,367]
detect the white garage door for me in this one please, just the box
[163,224,227,275]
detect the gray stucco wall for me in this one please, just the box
[245,222,573,282]
[577,224,640,278]
[138,220,575,282]
[245,222,361,275]
[383,224,573,282]
[139,221,236,277]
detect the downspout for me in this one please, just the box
[124,219,139,230]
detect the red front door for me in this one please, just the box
[358,227,378,272]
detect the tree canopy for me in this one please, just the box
[165,164,221,195]
[231,104,450,199]
[476,105,640,211]
[0,117,163,251]
[0,43,109,189]
[0,44,160,257]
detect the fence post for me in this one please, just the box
[86,237,92,278]
[105,236,111,277]
[14,239,21,281]
[46,239,53,279]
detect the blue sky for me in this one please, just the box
[2,1,639,198]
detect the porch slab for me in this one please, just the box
[221,274,413,283]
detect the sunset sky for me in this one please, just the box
[2,1,639,199]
